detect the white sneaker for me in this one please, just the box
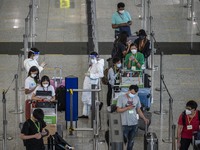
[107,106,111,112]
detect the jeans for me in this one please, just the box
[122,125,138,150]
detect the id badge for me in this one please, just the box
[116,79,120,84]
[129,110,134,114]
[131,66,136,71]
[187,125,193,130]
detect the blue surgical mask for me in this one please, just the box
[116,63,121,68]
[129,93,135,98]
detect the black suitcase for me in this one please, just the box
[144,125,158,150]
[47,132,74,150]
[193,131,200,150]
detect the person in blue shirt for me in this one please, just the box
[112,2,132,38]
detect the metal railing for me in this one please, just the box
[23,0,39,59]
[67,85,102,150]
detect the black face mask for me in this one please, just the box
[139,35,145,40]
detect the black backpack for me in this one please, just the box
[182,110,200,126]
[55,85,66,111]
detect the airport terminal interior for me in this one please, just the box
[0,0,200,149]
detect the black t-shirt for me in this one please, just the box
[21,119,46,150]
[112,41,126,62]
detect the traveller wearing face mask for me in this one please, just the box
[25,66,40,99]
[32,75,55,101]
[106,57,122,112]
[134,29,151,68]
[79,52,104,118]
[24,47,46,73]
[112,2,132,38]
[117,85,149,150]
[177,100,200,150]
[125,43,144,71]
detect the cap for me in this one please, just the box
[138,29,147,36]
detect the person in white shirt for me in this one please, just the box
[79,52,104,118]
[25,66,40,99]
[32,75,55,102]
[24,47,46,73]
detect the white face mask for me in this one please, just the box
[128,93,135,98]
[91,59,97,64]
[33,55,39,60]
[43,83,49,88]
[116,63,121,68]
[119,10,124,14]
[31,74,37,78]
[185,109,192,115]
[131,49,137,54]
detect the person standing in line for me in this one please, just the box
[20,108,48,150]
[24,47,46,73]
[79,52,104,118]
[31,75,55,102]
[177,100,200,150]
[106,57,122,112]
[25,66,40,100]
[117,85,149,150]
[112,2,132,38]
[125,43,144,71]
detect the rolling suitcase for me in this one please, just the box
[138,88,151,111]
[47,132,74,150]
[144,124,158,150]
[138,110,152,130]
[50,67,65,90]
[193,131,200,150]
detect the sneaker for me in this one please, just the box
[78,115,89,119]
[107,106,111,112]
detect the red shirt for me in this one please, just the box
[178,111,200,139]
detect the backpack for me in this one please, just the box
[55,85,66,111]
[182,110,200,126]
[101,68,109,85]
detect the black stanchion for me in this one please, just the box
[161,75,175,143]
[154,52,167,115]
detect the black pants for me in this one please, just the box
[107,84,112,106]
[180,138,192,150]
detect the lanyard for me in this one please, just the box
[31,119,40,133]
[187,111,196,125]
[118,12,124,21]
[42,87,49,91]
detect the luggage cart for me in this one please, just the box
[31,100,60,144]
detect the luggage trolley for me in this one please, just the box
[111,69,151,111]
[31,100,58,144]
